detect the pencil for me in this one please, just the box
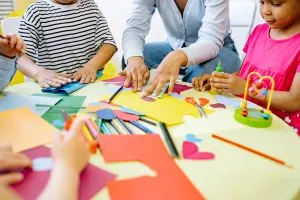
[212,134,292,168]
[159,122,179,158]
[108,85,123,103]
[139,117,157,126]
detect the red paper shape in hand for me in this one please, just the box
[98,135,205,200]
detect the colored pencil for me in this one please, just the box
[108,85,123,103]
[212,134,293,168]
[139,117,157,126]
[85,119,99,139]
[159,122,179,158]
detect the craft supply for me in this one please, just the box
[159,122,179,158]
[212,134,292,168]
[85,119,99,139]
[139,117,157,126]
[108,85,124,103]
[185,97,207,118]
[36,104,86,109]
[101,122,112,135]
[210,60,223,95]
[96,109,123,134]
[182,141,214,160]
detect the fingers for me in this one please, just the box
[0,173,24,185]
[213,72,231,79]
[131,71,138,92]
[67,117,89,140]
[53,131,64,144]
[123,71,132,88]
[0,153,32,170]
[144,78,158,96]
[153,80,166,96]
[143,69,150,84]
[0,144,12,152]
[168,76,176,94]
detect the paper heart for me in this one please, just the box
[185,133,202,143]
[182,141,215,160]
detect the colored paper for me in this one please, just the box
[171,83,193,94]
[102,76,128,87]
[210,103,226,109]
[0,107,56,152]
[185,133,202,143]
[199,98,209,106]
[141,96,156,102]
[119,107,144,116]
[104,91,199,125]
[216,95,256,108]
[98,135,204,200]
[0,93,61,116]
[182,141,215,160]
[12,146,116,200]
[33,94,86,130]
[42,71,103,95]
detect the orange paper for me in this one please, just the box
[98,135,205,200]
[0,107,56,152]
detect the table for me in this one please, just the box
[5,81,300,200]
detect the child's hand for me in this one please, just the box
[37,68,72,88]
[211,72,246,95]
[192,74,211,91]
[52,117,90,175]
[72,66,97,84]
[0,34,25,58]
[0,144,32,185]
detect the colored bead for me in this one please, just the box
[262,113,270,119]
[261,88,268,96]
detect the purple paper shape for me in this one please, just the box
[165,84,192,94]
[12,146,116,200]
[140,96,156,102]
[210,103,226,109]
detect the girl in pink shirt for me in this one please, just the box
[192,0,300,135]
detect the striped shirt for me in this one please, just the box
[19,0,116,74]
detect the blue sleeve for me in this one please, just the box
[0,55,16,91]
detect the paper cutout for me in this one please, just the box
[141,96,156,102]
[52,119,65,128]
[171,83,193,94]
[0,107,56,152]
[119,107,144,116]
[114,110,139,121]
[199,98,209,106]
[216,95,256,108]
[102,76,126,86]
[98,62,117,81]
[32,157,53,171]
[104,91,199,125]
[96,109,116,120]
[98,135,205,200]
[42,71,103,95]
[182,141,215,160]
[170,92,184,100]
[210,103,226,109]
[185,133,202,143]
[12,146,116,200]
[0,93,61,116]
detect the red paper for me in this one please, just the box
[182,141,215,160]
[169,84,193,94]
[12,146,116,200]
[98,135,205,200]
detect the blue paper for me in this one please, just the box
[42,71,103,95]
[185,133,202,143]
[216,95,256,108]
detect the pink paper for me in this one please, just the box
[12,146,116,200]
[182,141,215,160]
[168,84,193,94]
[210,103,226,109]
[103,76,132,88]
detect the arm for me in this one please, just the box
[181,0,229,67]
[38,117,90,200]
[0,56,16,92]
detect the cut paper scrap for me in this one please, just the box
[33,94,86,130]
[171,83,193,94]
[0,107,56,152]
[182,141,215,160]
[98,62,117,81]
[186,133,202,143]
[199,98,209,106]
[216,95,256,108]
[102,76,128,86]
[210,103,226,109]
[98,135,205,200]
[0,93,61,116]
[141,96,156,102]
[104,90,200,126]
[172,110,244,138]
[12,146,116,200]
[42,71,103,95]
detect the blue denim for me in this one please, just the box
[122,36,241,82]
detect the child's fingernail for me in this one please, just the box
[16,174,24,181]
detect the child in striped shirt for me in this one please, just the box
[18,0,117,88]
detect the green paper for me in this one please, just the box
[33,94,86,130]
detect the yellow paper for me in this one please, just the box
[0,107,56,152]
[104,91,203,126]
[98,62,118,81]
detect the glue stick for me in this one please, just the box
[210,61,223,95]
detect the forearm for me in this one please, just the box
[252,91,300,112]
[85,44,116,70]
[0,56,16,91]
[38,163,80,200]
[17,55,42,81]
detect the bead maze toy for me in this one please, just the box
[234,72,275,128]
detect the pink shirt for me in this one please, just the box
[239,23,300,135]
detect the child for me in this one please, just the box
[192,0,300,134]
[0,117,90,200]
[18,0,117,88]
[0,34,25,91]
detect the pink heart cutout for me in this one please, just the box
[182,141,215,160]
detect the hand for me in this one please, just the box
[36,68,72,88]
[119,57,150,92]
[144,50,187,96]
[211,72,246,95]
[72,66,98,84]
[192,74,211,91]
[0,144,32,185]
[0,34,25,58]
[52,117,90,175]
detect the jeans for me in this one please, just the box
[122,35,241,82]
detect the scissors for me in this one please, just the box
[185,97,207,118]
